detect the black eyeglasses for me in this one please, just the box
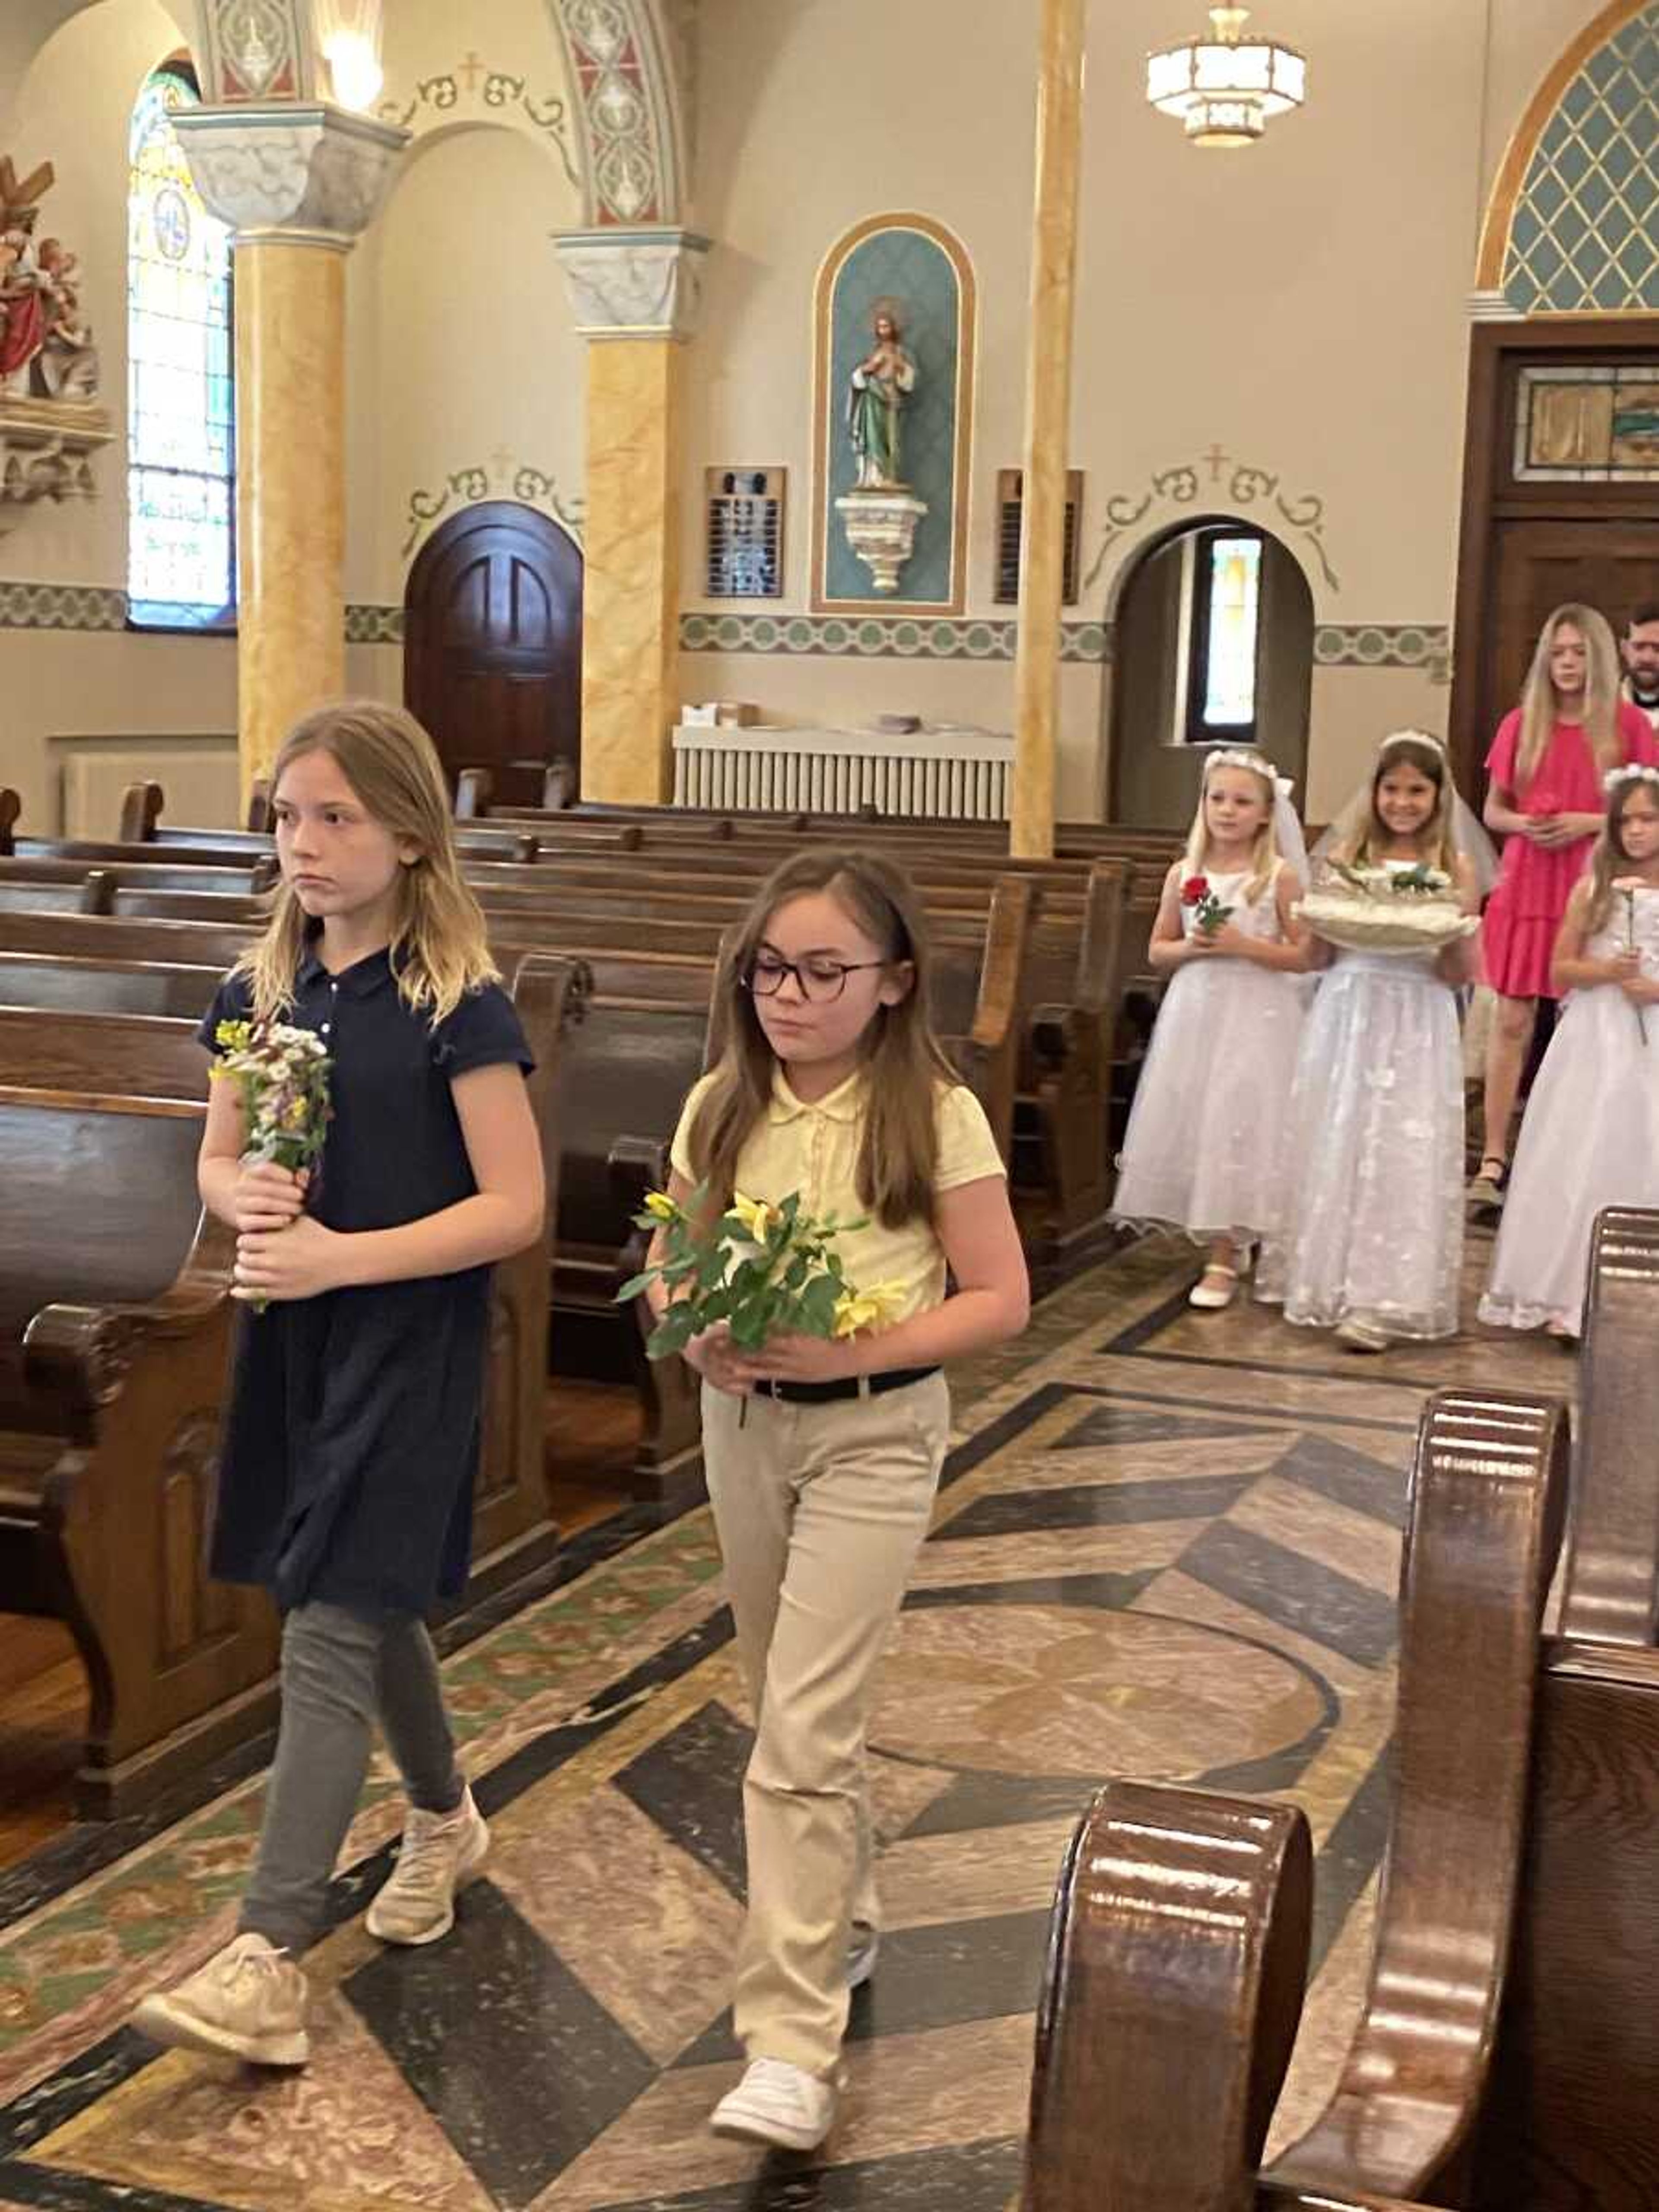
[743,953,889,1004]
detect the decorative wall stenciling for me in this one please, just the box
[375,55,579,187]
[1500,3,1659,315]
[813,215,976,617]
[552,0,686,226]
[200,0,313,102]
[400,455,584,559]
[679,612,1449,675]
[0,156,113,532]
[1082,450,1340,596]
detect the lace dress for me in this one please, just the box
[1111,863,1307,1248]
[1480,887,1659,1334]
[1274,870,1466,1340]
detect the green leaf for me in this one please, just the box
[614,1270,657,1303]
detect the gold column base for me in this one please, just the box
[234,239,348,806]
[579,339,684,806]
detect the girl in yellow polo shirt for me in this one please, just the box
[650,847,1029,2153]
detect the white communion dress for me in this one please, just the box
[1275,864,1466,1340]
[1481,885,1659,1335]
[1111,862,1308,1250]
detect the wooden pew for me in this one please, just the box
[0,954,580,1816]
[1024,1385,1570,2212]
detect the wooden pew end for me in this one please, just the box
[1026,1778,1312,2212]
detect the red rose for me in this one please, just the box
[1181,875,1209,905]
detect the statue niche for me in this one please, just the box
[0,155,112,528]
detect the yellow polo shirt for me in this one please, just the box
[669,1068,1005,1324]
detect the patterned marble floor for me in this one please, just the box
[0,1229,1570,2212]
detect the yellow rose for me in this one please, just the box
[642,1190,677,1222]
[833,1280,907,1338]
[730,1191,775,1242]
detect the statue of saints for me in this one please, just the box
[0,211,47,399]
[846,300,916,489]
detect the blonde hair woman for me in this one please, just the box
[1471,606,1658,1210]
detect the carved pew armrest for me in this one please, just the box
[1029,1001,1086,1071]
[21,1210,234,1428]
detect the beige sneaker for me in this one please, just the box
[709,2058,838,2150]
[366,1786,489,1946]
[132,1932,308,2066]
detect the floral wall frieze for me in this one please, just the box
[399,457,585,561]
[1084,450,1342,596]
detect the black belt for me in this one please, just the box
[758,1364,940,1406]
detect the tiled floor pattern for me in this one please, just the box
[0,1231,1570,2211]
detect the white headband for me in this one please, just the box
[1380,729,1447,757]
[1605,764,1659,794]
[1205,747,1295,800]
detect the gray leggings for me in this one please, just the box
[239,1600,464,1955]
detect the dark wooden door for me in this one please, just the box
[1491,518,1659,734]
[404,502,582,806]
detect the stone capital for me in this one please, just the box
[553,226,710,340]
[173,103,410,248]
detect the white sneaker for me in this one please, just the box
[709,2057,838,2150]
[847,1922,880,1989]
[132,1932,309,2066]
[366,1786,489,1946]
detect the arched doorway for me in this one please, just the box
[404,502,583,806]
[1107,518,1313,828]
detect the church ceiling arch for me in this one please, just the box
[545,0,687,226]
[1478,0,1659,312]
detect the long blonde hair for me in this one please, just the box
[684,849,959,1231]
[1329,731,1463,874]
[1513,603,1622,791]
[1180,749,1283,903]
[1582,766,1659,935]
[238,700,498,1023]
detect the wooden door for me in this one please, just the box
[404,502,583,806]
[1449,319,1659,798]
[1491,518,1659,735]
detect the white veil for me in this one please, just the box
[1309,730,1499,896]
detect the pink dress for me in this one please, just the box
[1481,702,1659,998]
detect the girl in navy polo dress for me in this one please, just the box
[133,702,544,2069]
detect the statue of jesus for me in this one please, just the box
[846,301,916,489]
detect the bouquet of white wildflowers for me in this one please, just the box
[617,1185,906,1360]
[211,1019,333,1310]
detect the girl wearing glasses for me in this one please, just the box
[646,849,1028,2153]
[1111,749,1312,1310]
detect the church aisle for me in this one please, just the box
[0,1233,1567,2212]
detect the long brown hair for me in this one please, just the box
[1330,731,1462,874]
[238,700,498,1023]
[1581,766,1659,934]
[1513,603,1622,791]
[684,849,959,1230]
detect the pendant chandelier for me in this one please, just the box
[1147,6,1306,148]
[313,0,384,111]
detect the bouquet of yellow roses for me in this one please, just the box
[617,1185,905,1360]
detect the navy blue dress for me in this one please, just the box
[199,941,533,1617]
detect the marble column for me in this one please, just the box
[1011,0,1087,860]
[556,228,710,805]
[174,104,407,800]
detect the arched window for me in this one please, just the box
[127,62,235,630]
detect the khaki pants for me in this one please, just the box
[703,1371,950,2078]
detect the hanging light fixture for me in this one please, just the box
[313,0,385,111]
[1147,6,1306,147]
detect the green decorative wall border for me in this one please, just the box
[0,584,1449,678]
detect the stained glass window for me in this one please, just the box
[127,64,235,629]
[1200,536,1262,730]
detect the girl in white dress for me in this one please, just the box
[1112,748,1310,1310]
[1480,765,1659,1340]
[1278,733,1479,1352]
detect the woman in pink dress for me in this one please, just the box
[1471,603,1659,1208]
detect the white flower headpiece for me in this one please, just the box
[1380,728,1447,756]
[1205,747,1295,800]
[1605,764,1659,794]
